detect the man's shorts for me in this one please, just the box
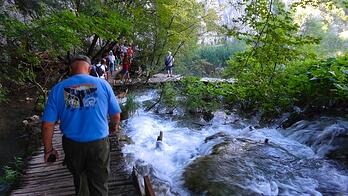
[166,66,173,71]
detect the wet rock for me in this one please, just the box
[211,141,230,155]
[25,115,40,122]
[22,120,29,126]
[202,111,214,122]
[248,125,255,131]
[319,128,348,165]
[119,135,134,145]
[165,109,174,115]
[204,132,227,143]
[23,115,41,136]
[184,135,347,195]
[281,111,304,129]
[264,138,269,144]
[192,121,211,127]
[283,117,348,166]
[184,140,286,195]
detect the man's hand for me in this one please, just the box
[44,148,59,163]
[109,121,120,134]
[42,121,56,163]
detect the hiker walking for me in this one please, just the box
[114,44,122,70]
[121,54,131,84]
[165,51,174,77]
[99,59,108,80]
[42,55,121,196]
[89,63,99,77]
[127,44,134,64]
[108,51,116,75]
[90,59,106,79]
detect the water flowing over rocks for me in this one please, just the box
[122,89,348,195]
[184,130,348,195]
[281,117,348,165]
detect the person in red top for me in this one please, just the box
[121,54,131,84]
[126,44,134,64]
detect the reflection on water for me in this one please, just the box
[123,90,348,195]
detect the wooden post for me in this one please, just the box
[144,176,156,196]
[157,131,163,141]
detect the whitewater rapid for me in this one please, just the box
[122,90,348,195]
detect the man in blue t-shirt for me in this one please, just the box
[41,55,121,196]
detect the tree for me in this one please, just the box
[0,0,131,102]
[0,0,218,103]
[223,0,317,113]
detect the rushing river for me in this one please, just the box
[122,90,348,195]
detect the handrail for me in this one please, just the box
[132,167,156,196]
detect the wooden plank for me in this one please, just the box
[144,176,156,196]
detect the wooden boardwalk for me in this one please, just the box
[11,126,138,196]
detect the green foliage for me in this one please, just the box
[131,0,218,74]
[122,94,139,115]
[174,55,348,117]
[36,94,46,113]
[0,0,218,102]
[222,0,321,115]
[0,85,8,103]
[162,83,178,109]
[180,77,220,112]
[0,1,132,103]
[0,157,23,185]
[285,55,348,106]
[224,54,348,115]
[295,2,348,57]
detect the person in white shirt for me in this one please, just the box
[165,51,174,77]
[108,51,116,75]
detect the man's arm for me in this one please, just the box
[42,121,59,162]
[109,113,121,134]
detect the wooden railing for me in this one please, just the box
[132,167,156,196]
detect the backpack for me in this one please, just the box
[90,65,98,77]
[96,64,105,77]
[165,56,173,66]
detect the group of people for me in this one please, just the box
[90,42,137,84]
[90,45,175,83]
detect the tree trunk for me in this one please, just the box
[87,34,99,57]
[92,40,111,61]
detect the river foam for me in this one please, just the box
[122,90,348,195]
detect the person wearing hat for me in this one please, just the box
[165,51,174,77]
[41,55,121,196]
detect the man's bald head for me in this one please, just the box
[70,55,91,75]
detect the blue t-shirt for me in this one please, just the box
[42,74,121,142]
